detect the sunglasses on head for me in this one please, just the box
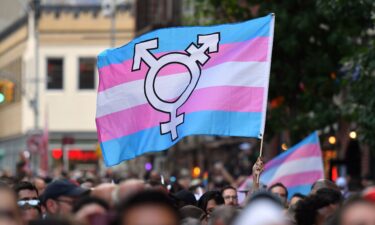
[17,199,40,207]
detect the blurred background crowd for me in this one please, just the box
[0,166,375,225]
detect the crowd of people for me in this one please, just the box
[0,159,374,225]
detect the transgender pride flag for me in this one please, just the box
[96,14,275,166]
[239,132,324,198]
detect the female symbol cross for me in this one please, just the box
[132,33,220,141]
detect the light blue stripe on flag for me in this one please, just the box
[101,111,262,166]
[98,14,273,68]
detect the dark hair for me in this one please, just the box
[294,195,321,225]
[311,179,339,192]
[14,181,39,196]
[197,191,224,212]
[294,190,340,225]
[117,190,180,225]
[72,196,110,213]
[291,193,306,200]
[315,188,343,205]
[174,190,197,208]
[220,186,237,195]
[268,182,288,198]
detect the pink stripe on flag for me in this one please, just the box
[265,144,322,170]
[96,86,264,142]
[98,37,269,92]
[269,170,324,188]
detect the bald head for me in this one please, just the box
[91,183,117,207]
[118,179,145,201]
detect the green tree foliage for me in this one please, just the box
[316,0,375,149]
[189,0,375,145]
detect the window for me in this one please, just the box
[47,58,63,89]
[79,58,96,90]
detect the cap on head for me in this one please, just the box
[40,179,89,203]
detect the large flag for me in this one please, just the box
[96,14,275,166]
[239,132,324,198]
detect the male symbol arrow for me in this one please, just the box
[186,33,220,65]
[132,38,158,71]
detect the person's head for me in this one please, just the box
[315,188,343,206]
[221,186,238,206]
[335,195,375,225]
[117,190,180,225]
[197,191,224,216]
[268,183,288,205]
[289,193,306,207]
[41,179,89,216]
[14,181,41,223]
[90,183,117,207]
[179,205,205,220]
[33,177,46,195]
[233,191,288,225]
[0,183,22,225]
[178,169,191,189]
[117,179,145,202]
[294,189,341,225]
[208,205,238,225]
[311,179,340,194]
[72,196,110,225]
[175,190,197,208]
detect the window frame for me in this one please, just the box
[77,57,97,91]
[46,57,64,91]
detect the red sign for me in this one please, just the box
[51,149,98,161]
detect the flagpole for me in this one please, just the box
[259,137,264,158]
[255,13,274,185]
[255,137,264,184]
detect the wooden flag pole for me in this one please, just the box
[256,137,265,184]
[259,137,264,158]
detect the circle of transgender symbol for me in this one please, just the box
[132,32,220,141]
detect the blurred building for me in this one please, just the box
[0,0,135,173]
[136,0,182,34]
[0,0,25,31]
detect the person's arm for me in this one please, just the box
[214,162,236,186]
[242,157,264,206]
[252,157,264,192]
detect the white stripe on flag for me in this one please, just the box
[259,14,275,138]
[263,157,324,184]
[97,61,269,118]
